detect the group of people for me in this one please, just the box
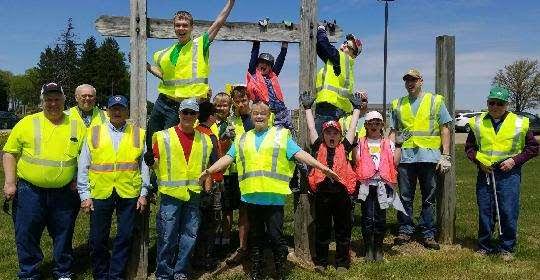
[2,1,538,280]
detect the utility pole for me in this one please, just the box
[380,0,394,122]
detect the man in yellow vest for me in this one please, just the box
[76,95,149,279]
[151,99,216,280]
[313,23,362,134]
[67,84,107,128]
[143,0,235,168]
[389,69,453,250]
[465,86,538,261]
[201,101,340,280]
[2,82,86,280]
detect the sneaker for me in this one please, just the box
[393,234,411,246]
[226,247,248,266]
[173,273,188,280]
[501,251,514,262]
[421,237,440,250]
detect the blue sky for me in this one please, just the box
[1,0,539,113]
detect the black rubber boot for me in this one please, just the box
[374,234,384,261]
[363,230,375,261]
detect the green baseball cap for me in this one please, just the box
[487,86,510,102]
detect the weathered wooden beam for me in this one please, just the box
[95,15,342,43]
[435,35,456,244]
[125,0,149,279]
[293,0,317,264]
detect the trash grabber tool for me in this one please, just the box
[490,171,503,236]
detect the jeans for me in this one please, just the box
[314,102,345,136]
[397,163,438,239]
[245,203,288,263]
[361,186,387,236]
[313,190,353,267]
[476,167,521,253]
[89,190,138,280]
[146,94,180,152]
[156,194,201,279]
[12,179,79,280]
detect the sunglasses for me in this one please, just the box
[361,99,368,102]
[488,100,506,106]
[181,110,197,116]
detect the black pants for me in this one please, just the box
[245,203,288,261]
[361,186,387,236]
[314,190,352,267]
[193,191,221,264]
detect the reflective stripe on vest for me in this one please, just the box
[394,93,440,136]
[315,54,351,97]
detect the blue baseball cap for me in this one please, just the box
[107,95,128,108]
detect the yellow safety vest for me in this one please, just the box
[87,123,145,199]
[154,127,212,201]
[391,92,443,149]
[315,51,355,113]
[469,112,529,166]
[235,127,295,195]
[68,106,107,128]
[13,112,85,188]
[338,114,366,138]
[153,36,210,99]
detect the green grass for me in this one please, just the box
[1,146,539,279]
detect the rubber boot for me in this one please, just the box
[250,247,264,280]
[363,230,375,261]
[374,234,384,261]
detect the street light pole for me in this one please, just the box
[380,0,394,123]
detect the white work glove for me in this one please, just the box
[436,154,452,174]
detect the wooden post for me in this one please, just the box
[435,35,456,244]
[125,0,148,279]
[293,0,317,263]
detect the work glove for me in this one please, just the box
[143,150,155,166]
[395,129,412,146]
[436,154,452,174]
[348,92,362,110]
[300,91,315,110]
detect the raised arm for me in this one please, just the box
[345,109,360,144]
[300,91,318,144]
[207,0,236,42]
[273,42,288,75]
[248,41,260,75]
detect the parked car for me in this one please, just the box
[0,111,19,129]
[455,112,483,132]
[515,111,540,135]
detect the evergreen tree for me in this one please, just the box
[78,36,99,93]
[0,70,12,111]
[95,37,130,106]
[56,18,80,106]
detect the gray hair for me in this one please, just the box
[75,84,96,95]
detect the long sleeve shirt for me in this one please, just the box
[316,28,340,76]
[464,112,539,168]
[248,41,287,76]
[77,122,150,201]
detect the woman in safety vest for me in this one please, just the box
[353,111,408,262]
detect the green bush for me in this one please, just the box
[0,130,10,150]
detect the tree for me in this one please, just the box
[0,70,12,111]
[56,18,80,106]
[493,59,540,112]
[78,36,100,90]
[94,37,130,107]
[9,68,41,109]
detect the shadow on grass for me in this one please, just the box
[39,242,92,280]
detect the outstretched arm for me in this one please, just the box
[294,150,341,182]
[207,0,236,42]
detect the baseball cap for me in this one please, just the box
[179,98,199,112]
[322,120,342,132]
[41,82,64,95]
[402,68,422,81]
[487,86,510,102]
[107,95,128,108]
[365,111,383,122]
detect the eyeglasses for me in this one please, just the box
[488,100,506,106]
[181,110,197,116]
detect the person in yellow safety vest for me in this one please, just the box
[2,82,86,280]
[221,85,254,265]
[76,95,149,279]
[338,89,369,139]
[313,23,362,135]
[143,0,235,169]
[66,84,107,128]
[200,101,340,280]
[388,68,453,250]
[151,98,216,280]
[465,86,538,261]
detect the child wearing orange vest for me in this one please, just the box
[246,41,292,129]
[302,91,360,272]
[353,111,407,261]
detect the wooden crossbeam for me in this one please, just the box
[95,15,342,43]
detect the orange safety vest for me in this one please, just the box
[246,70,284,103]
[195,125,223,182]
[354,137,397,187]
[308,142,357,194]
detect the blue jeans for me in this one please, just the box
[476,167,521,253]
[397,163,438,238]
[89,190,138,280]
[155,194,201,279]
[314,103,345,136]
[146,94,180,151]
[12,180,79,280]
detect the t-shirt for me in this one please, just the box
[226,128,301,205]
[389,92,453,163]
[364,137,395,186]
[310,137,354,192]
[152,126,217,166]
[169,32,211,65]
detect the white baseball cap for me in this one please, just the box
[365,111,383,121]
